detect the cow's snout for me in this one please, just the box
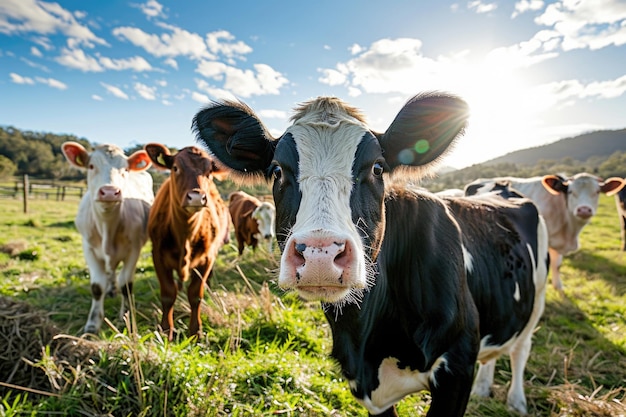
[280,233,363,302]
[185,190,207,211]
[97,185,122,202]
[576,205,593,219]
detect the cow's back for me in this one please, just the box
[469,177,572,253]
[445,195,548,347]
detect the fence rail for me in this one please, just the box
[0,178,84,201]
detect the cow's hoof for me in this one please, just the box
[83,325,99,335]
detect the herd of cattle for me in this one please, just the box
[60,91,625,417]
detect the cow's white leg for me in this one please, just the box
[102,224,118,298]
[116,248,141,321]
[83,245,107,334]
[507,336,531,415]
[471,358,495,398]
[549,248,563,293]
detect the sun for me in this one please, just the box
[442,60,542,168]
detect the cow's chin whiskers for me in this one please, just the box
[184,205,205,214]
[321,287,366,319]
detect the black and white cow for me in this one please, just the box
[192,93,548,416]
[441,183,549,415]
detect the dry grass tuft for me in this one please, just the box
[0,296,100,397]
[548,383,626,416]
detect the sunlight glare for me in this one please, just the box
[443,60,543,168]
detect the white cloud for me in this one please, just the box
[512,0,545,18]
[486,30,560,68]
[20,56,50,71]
[206,30,252,59]
[92,94,103,101]
[163,57,178,69]
[535,0,626,50]
[318,68,347,86]
[113,25,214,60]
[101,82,129,99]
[155,79,167,87]
[35,76,67,90]
[10,72,34,85]
[195,61,288,97]
[191,91,210,103]
[56,47,154,72]
[196,61,227,80]
[193,79,238,101]
[350,44,363,55]
[319,38,446,94]
[30,46,42,57]
[134,82,156,100]
[99,55,153,71]
[535,75,626,108]
[10,72,67,90]
[56,47,103,71]
[162,99,172,105]
[137,0,166,19]
[0,0,106,47]
[467,0,497,14]
[32,36,53,51]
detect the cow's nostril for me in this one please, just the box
[295,243,307,255]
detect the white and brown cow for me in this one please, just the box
[62,141,154,334]
[192,93,550,416]
[465,174,625,292]
[228,190,276,255]
[145,143,230,340]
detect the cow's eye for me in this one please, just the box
[88,164,94,170]
[372,162,384,177]
[272,165,282,181]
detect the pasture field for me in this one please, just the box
[0,194,625,416]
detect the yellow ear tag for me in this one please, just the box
[157,154,166,166]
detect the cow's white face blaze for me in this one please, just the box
[252,202,276,241]
[277,115,372,303]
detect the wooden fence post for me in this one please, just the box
[23,174,29,213]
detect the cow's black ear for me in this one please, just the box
[192,101,277,181]
[378,92,468,171]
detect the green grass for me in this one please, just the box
[0,195,625,416]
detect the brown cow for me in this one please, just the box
[228,191,276,255]
[145,143,230,340]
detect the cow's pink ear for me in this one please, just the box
[601,177,626,196]
[128,150,152,172]
[541,175,567,196]
[61,141,90,169]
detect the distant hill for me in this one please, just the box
[483,128,626,166]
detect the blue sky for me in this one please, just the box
[1,0,625,169]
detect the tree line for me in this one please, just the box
[0,125,271,197]
[1,124,624,194]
